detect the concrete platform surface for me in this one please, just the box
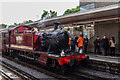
[87,54,120,64]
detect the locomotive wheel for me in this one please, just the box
[60,65,66,75]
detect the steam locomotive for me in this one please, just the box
[0,22,88,74]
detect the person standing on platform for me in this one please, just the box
[77,34,84,54]
[109,36,116,56]
[68,37,71,50]
[74,34,78,52]
[104,35,109,56]
[94,35,100,55]
[84,35,89,54]
[100,35,109,56]
[70,37,75,51]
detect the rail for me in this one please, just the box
[0,60,38,80]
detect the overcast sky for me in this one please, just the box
[0,0,79,25]
[0,0,118,25]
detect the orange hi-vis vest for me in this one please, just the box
[68,38,71,45]
[77,37,84,47]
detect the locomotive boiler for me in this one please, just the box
[41,23,69,54]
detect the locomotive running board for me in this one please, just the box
[8,47,48,55]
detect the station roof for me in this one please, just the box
[37,3,119,27]
[2,3,119,30]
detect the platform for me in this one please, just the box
[86,54,120,75]
[87,54,120,64]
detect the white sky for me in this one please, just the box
[0,0,79,25]
[0,0,119,25]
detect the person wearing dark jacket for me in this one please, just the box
[74,34,78,46]
[71,38,75,51]
[100,35,109,56]
[94,36,100,54]
[74,34,78,52]
[84,35,89,54]
[105,36,109,56]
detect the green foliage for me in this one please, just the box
[50,10,57,18]
[63,6,80,15]
[8,20,33,28]
[8,25,15,28]
[0,24,7,28]
[41,10,57,20]
[1,24,7,27]
[41,10,49,20]
[24,20,33,24]
[14,23,17,26]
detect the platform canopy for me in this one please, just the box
[36,4,119,27]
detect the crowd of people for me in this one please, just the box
[69,34,88,54]
[94,35,116,56]
[69,34,116,56]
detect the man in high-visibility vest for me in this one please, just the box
[77,34,84,54]
[68,37,71,45]
[68,37,71,50]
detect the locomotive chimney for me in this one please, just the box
[54,22,60,30]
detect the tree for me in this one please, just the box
[41,10,57,20]
[63,6,80,15]
[14,23,18,26]
[0,24,7,28]
[24,20,33,24]
[41,10,49,20]
[1,20,33,28]
[50,10,57,18]
[8,25,15,28]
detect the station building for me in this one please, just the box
[28,2,120,55]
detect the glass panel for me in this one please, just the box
[80,3,95,12]
[83,24,95,39]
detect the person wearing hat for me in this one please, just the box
[94,35,100,54]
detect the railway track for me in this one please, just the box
[1,55,70,80]
[0,60,38,80]
[1,55,119,80]
[0,68,14,80]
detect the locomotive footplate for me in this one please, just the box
[48,53,87,67]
